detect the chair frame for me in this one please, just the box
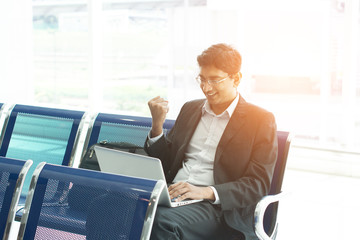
[254,131,292,240]
[17,162,46,239]
[0,157,32,240]
[67,112,90,167]
[0,104,15,147]
[140,180,166,240]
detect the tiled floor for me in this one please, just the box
[276,169,360,239]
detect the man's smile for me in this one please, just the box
[206,92,216,97]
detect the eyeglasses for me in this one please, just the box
[195,75,229,86]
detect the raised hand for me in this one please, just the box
[148,96,169,137]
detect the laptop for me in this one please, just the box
[94,145,202,207]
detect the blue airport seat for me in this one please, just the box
[254,131,291,240]
[0,104,85,200]
[81,113,175,160]
[0,157,32,239]
[17,163,164,240]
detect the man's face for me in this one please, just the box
[198,65,238,113]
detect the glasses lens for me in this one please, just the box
[196,76,226,85]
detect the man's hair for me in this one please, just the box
[197,43,242,75]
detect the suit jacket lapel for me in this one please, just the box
[215,97,247,163]
[183,103,203,144]
[172,100,203,169]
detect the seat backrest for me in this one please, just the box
[0,157,32,239]
[82,113,175,160]
[263,131,291,235]
[0,104,85,197]
[269,131,291,195]
[18,163,163,240]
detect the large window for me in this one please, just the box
[101,5,170,114]
[1,0,359,154]
[32,1,89,108]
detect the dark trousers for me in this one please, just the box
[150,201,245,240]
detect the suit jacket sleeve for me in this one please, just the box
[144,102,194,181]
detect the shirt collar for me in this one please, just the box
[202,93,239,118]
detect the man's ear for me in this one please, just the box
[233,72,242,87]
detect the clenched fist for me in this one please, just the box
[148,96,169,137]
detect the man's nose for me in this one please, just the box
[201,82,213,91]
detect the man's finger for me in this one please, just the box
[168,182,182,192]
[150,96,160,101]
[175,192,190,202]
[168,182,186,196]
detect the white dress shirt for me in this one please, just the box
[148,94,239,204]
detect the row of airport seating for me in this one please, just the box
[0,102,291,240]
[0,103,174,240]
[0,103,175,200]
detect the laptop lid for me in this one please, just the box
[94,145,202,207]
[94,145,166,181]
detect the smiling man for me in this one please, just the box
[145,43,278,240]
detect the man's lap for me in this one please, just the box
[150,201,244,240]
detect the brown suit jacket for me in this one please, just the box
[145,96,278,239]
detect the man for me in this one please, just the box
[145,43,278,240]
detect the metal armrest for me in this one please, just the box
[3,159,33,239]
[254,192,288,240]
[141,180,166,240]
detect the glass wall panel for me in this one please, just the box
[28,0,360,152]
[32,1,89,109]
